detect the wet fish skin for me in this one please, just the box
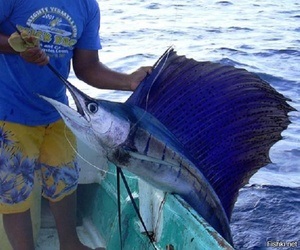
[40,88,233,243]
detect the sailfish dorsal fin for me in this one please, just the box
[127,48,293,219]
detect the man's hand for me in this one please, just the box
[129,66,152,91]
[20,47,49,66]
[8,30,49,66]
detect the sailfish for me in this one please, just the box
[40,48,294,245]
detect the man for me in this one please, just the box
[0,0,151,249]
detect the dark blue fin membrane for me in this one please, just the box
[127,48,294,220]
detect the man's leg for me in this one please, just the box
[49,191,105,250]
[3,210,35,250]
[43,121,104,250]
[0,121,41,250]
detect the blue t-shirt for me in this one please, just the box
[0,0,102,125]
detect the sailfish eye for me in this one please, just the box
[87,102,98,114]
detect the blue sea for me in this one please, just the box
[69,1,300,249]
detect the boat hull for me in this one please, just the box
[77,161,234,250]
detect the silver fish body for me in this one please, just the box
[40,89,232,243]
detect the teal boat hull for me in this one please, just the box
[78,163,234,250]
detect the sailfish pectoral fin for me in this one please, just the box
[127,151,180,168]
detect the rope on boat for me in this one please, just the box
[116,167,158,250]
[116,167,124,250]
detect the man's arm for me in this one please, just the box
[72,48,151,91]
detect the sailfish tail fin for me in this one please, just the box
[127,48,294,220]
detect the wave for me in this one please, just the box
[256,72,296,84]
[254,49,300,57]
[217,57,251,68]
[228,26,254,32]
[216,1,233,6]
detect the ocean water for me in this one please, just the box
[69,1,300,249]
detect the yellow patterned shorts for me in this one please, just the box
[0,119,79,214]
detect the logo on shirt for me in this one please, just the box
[20,7,78,58]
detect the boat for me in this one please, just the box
[0,139,234,250]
